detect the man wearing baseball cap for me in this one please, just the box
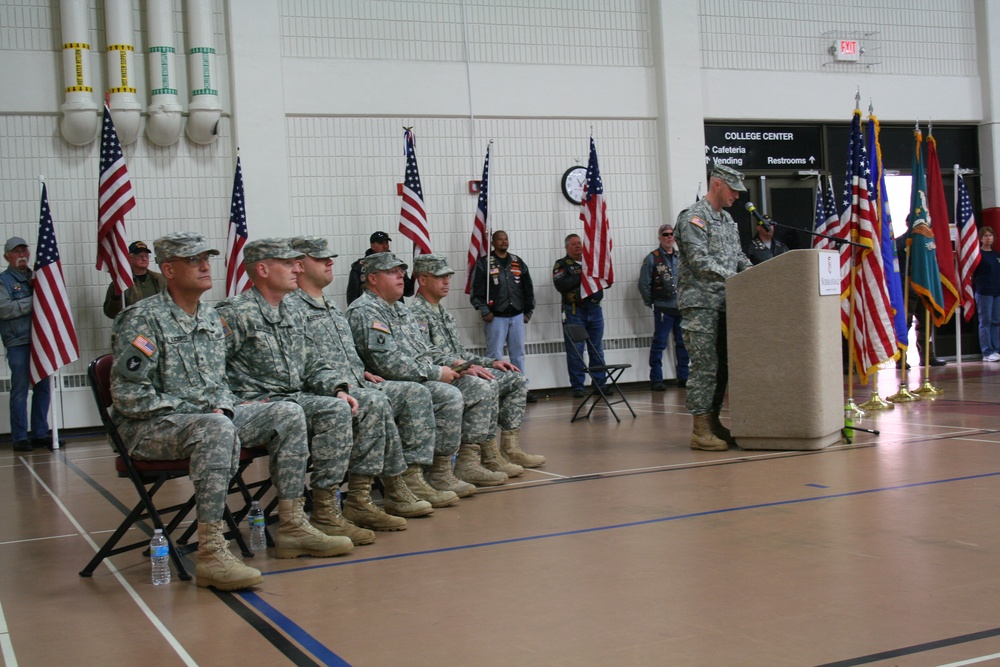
[103,240,167,319]
[345,231,415,305]
[674,163,752,451]
[0,236,51,451]
[637,223,688,391]
[111,231,312,590]
[217,239,431,534]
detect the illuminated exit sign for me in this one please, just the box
[835,39,860,61]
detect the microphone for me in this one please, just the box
[745,202,773,232]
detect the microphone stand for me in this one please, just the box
[756,216,865,250]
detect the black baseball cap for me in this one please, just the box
[129,241,151,254]
[370,231,391,243]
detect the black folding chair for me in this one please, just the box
[80,355,264,579]
[563,323,636,423]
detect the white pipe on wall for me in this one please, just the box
[105,0,141,144]
[185,0,221,144]
[145,0,183,146]
[59,0,99,146]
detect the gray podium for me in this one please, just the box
[726,249,844,450]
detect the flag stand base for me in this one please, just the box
[887,387,922,403]
[914,379,944,397]
[859,394,893,411]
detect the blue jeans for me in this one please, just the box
[976,293,1000,356]
[563,304,605,391]
[6,344,50,443]
[484,314,526,375]
[650,308,689,383]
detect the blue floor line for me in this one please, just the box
[239,468,1000,665]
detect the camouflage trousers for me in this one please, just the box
[489,369,527,431]
[680,307,729,416]
[283,392,388,490]
[353,387,406,478]
[365,379,436,466]
[452,374,496,444]
[423,381,464,456]
[124,401,309,522]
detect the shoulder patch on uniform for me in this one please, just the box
[371,320,390,334]
[418,321,428,333]
[220,316,232,337]
[689,217,706,229]
[131,334,156,357]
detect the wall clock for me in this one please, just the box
[561,166,587,204]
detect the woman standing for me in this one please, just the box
[973,226,1000,362]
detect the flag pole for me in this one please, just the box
[39,175,63,450]
[953,163,963,364]
[485,140,493,308]
[844,91,863,419]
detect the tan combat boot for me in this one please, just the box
[454,444,507,487]
[425,455,476,498]
[402,463,459,507]
[341,474,408,531]
[690,414,728,451]
[500,428,546,468]
[382,475,434,518]
[273,498,355,558]
[310,487,376,546]
[709,412,738,447]
[480,437,524,477]
[195,521,263,591]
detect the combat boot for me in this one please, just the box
[690,414,728,451]
[382,475,434,518]
[273,498,355,558]
[425,455,476,498]
[402,463,459,507]
[310,487,375,546]
[480,437,524,477]
[500,428,546,468]
[196,521,263,591]
[454,444,507,487]
[341,474,408,531]
[709,412,738,448]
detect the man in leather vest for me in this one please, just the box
[638,224,689,391]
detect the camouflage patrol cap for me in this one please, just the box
[412,253,455,277]
[362,251,407,276]
[709,163,747,192]
[289,236,338,259]
[243,238,304,265]
[153,232,220,264]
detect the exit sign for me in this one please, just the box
[835,40,860,61]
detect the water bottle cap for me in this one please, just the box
[153,528,163,534]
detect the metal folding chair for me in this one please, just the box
[563,323,636,423]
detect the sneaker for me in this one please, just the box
[988,353,1000,362]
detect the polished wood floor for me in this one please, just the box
[2,360,1000,667]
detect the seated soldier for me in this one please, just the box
[409,253,545,474]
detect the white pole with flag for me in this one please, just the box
[580,134,613,298]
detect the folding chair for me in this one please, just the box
[80,355,263,579]
[563,323,636,423]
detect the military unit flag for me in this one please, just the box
[925,135,961,324]
[905,128,946,324]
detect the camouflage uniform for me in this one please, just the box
[346,289,491,452]
[111,290,310,521]
[409,293,526,431]
[674,194,751,416]
[286,288,435,466]
[216,288,401,489]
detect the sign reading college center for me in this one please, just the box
[704,125,822,171]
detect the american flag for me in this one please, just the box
[955,173,982,321]
[30,183,79,385]
[840,109,895,382]
[96,103,135,294]
[811,179,827,249]
[225,156,250,297]
[812,176,841,251]
[925,135,961,324]
[580,136,613,297]
[465,143,491,294]
[398,129,431,256]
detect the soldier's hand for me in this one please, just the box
[336,390,359,415]
[467,365,495,380]
[363,371,384,384]
[493,360,519,373]
[439,366,460,383]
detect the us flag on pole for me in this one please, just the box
[398,128,432,256]
[96,103,135,294]
[465,143,491,294]
[30,183,79,385]
[225,156,250,297]
[955,173,981,321]
[580,136,613,297]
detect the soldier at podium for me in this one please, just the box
[674,164,752,451]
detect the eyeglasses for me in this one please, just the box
[660,232,674,237]
[171,254,214,266]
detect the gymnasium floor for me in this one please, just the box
[2,361,999,667]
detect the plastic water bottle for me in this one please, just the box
[150,529,170,585]
[248,500,267,553]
